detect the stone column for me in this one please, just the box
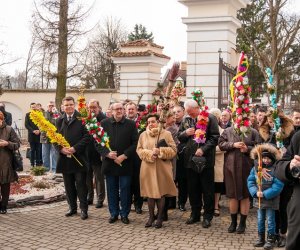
[112,40,170,104]
[179,0,248,107]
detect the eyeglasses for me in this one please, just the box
[113,108,123,111]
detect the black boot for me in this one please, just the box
[145,198,155,228]
[154,197,165,229]
[236,214,247,234]
[263,234,276,250]
[228,213,237,233]
[0,205,7,214]
[254,233,265,247]
[162,202,168,221]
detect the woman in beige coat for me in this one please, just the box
[137,114,177,229]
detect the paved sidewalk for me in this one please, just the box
[0,200,283,250]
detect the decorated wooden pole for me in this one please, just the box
[157,62,180,138]
[265,68,283,148]
[256,145,263,209]
[230,52,251,139]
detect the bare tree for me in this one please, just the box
[31,0,93,107]
[82,17,127,89]
[239,0,300,102]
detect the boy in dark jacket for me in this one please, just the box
[248,144,284,250]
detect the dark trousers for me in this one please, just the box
[86,163,105,204]
[63,171,88,212]
[29,142,42,166]
[187,167,214,221]
[176,154,188,206]
[131,163,143,209]
[286,192,300,250]
[106,175,131,218]
[275,185,293,235]
[0,183,10,207]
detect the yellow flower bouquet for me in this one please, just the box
[29,110,83,166]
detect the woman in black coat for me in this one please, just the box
[0,111,20,214]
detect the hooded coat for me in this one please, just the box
[247,144,284,210]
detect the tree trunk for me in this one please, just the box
[55,0,68,108]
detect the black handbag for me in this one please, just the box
[157,139,168,148]
[12,149,23,172]
[191,155,207,174]
[26,147,31,159]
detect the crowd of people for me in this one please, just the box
[0,98,300,250]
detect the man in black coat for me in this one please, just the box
[98,102,138,224]
[56,96,91,220]
[178,99,220,228]
[86,99,106,208]
[25,103,42,167]
[125,101,143,214]
[274,131,300,250]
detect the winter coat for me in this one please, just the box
[0,123,20,184]
[218,127,260,200]
[25,112,40,143]
[55,111,91,174]
[247,164,284,210]
[178,114,220,171]
[214,126,225,183]
[274,130,300,250]
[137,127,177,199]
[98,116,138,176]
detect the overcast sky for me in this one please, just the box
[0,0,299,76]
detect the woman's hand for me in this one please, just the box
[257,191,263,198]
[0,139,9,147]
[152,147,159,156]
[240,144,248,153]
[233,142,245,149]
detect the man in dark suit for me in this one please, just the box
[178,99,220,228]
[98,102,138,224]
[56,96,91,220]
[0,102,12,126]
[86,99,106,208]
[25,103,42,167]
[274,131,300,250]
[125,101,143,214]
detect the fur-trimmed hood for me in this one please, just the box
[259,112,294,142]
[250,143,281,161]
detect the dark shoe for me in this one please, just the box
[145,218,155,228]
[0,207,7,214]
[202,219,211,228]
[228,221,237,233]
[254,233,265,247]
[65,210,77,217]
[95,202,103,209]
[87,200,93,205]
[236,214,247,234]
[135,207,142,214]
[277,236,286,248]
[178,204,186,212]
[80,211,88,220]
[121,217,130,224]
[108,216,118,224]
[154,219,163,229]
[186,215,200,225]
[264,234,276,250]
[228,213,238,233]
